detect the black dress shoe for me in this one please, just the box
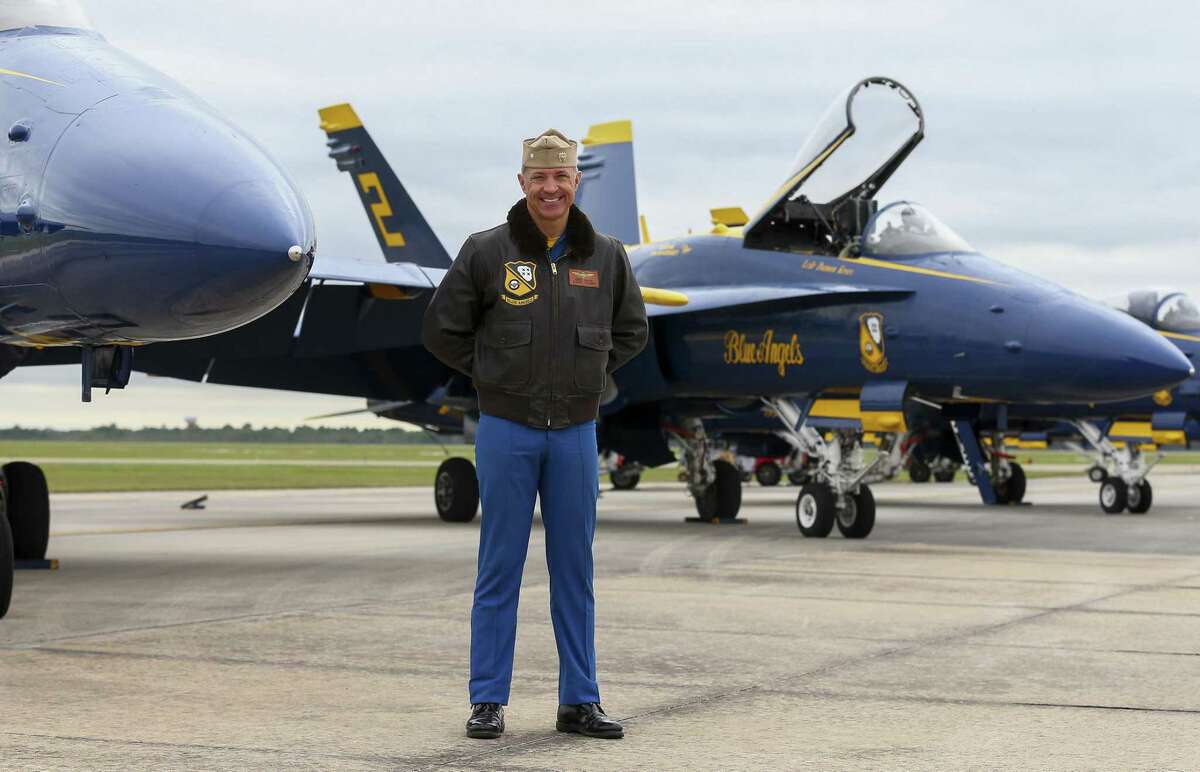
[556,703,624,739]
[466,702,504,739]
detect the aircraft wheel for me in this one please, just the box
[695,460,742,519]
[1087,465,1107,483]
[3,462,49,560]
[610,467,641,490]
[787,470,807,486]
[993,462,1026,505]
[434,457,479,523]
[795,484,835,538]
[755,461,782,487]
[1099,478,1128,515]
[837,485,876,539]
[933,468,956,483]
[1126,480,1153,514]
[908,460,931,483]
[0,511,12,619]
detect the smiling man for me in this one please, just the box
[421,129,648,740]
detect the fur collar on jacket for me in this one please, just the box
[506,199,597,260]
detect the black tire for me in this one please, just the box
[695,459,742,519]
[795,483,836,538]
[755,462,782,487]
[908,460,931,483]
[787,470,807,486]
[933,468,956,483]
[993,462,1026,505]
[0,512,12,619]
[1087,465,1107,483]
[610,468,641,490]
[1099,478,1127,514]
[3,462,49,560]
[434,457,479,523]
[1126,480,1153,514]
[837,485,876,539]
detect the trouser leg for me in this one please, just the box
[540,420,601,705]
[470,414,542,704]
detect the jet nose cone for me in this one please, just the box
[1024,299,1194,402]
[37,90,314,341]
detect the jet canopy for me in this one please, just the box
[744,76,924,255]
[1106,290,1200,334]
[0,0,92,32]
[861,202,975,258]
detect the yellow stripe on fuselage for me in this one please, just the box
[847,256,998,286]
[0,68,63,86]
[641,286,689,306]
[1161,331,1200,343]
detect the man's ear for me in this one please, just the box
[574,170,582,186]
[517,172,526,191]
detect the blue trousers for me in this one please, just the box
[469,413,601,706]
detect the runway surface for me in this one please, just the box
[3,475,1200,770]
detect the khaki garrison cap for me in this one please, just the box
[522,128,578,168]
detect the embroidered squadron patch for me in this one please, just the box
[502,260,539,306]
[859,312,888,373]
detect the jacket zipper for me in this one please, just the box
[548,257,558,427]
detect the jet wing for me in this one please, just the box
[646,284,912,317]
[311,257,445,289]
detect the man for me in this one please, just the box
[421,129,648,740]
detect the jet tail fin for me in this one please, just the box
[318,103,451,268]
[576,120,640,246]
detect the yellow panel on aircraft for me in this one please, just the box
[1152,430,1187,446]
[861,411,907,433]
[639,214,651,244]
[710,206,749,227]
[640,286,689,307]
[582,120,632,146]
[809,399,860,419]
[318,103,363,133]
[1109,421,1152,439]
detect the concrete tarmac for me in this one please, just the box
[2,474,1200,770]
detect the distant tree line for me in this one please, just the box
[0,423,461,444]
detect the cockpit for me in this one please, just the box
[861,201,975,258]
[0,0,92,32]
[743,76,926,256]
[1106,290,1200,334]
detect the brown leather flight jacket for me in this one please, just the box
[421,201,649,429]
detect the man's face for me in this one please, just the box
[518,166,581,222]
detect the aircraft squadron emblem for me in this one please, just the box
[502,261,539,306]
[859,312,888,373]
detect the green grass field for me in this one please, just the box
[3,441,1196,493]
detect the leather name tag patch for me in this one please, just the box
[569,269,599,288]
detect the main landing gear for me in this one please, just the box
[433,457,479,522]
[673,418,743,522]
[765,398,887,539]
[1,461,51,619]
[609,463,642,491]
[950,424,1027,506]
[1073,420,1156,515]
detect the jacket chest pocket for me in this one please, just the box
[575,323,612,393]
[476,319,533,389]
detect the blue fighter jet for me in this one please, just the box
[100,77,1191,547]
[0,2,316,616]
[899,288,1200,514]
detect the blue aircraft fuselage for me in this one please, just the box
[621,227,1191,409]
[0,24,314,347]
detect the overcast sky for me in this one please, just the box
[5,0,1199,429]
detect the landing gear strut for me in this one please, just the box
[766,398,882,539]
[674,418,743,522]
[1071,420,1157,515]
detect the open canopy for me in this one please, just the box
[0,0,92,32]
[744,76,924,252]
